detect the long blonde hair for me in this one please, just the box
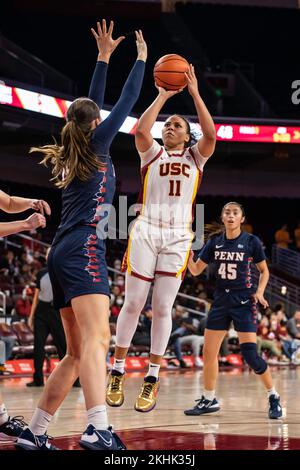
[30,98,103,189]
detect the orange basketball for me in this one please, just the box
[154,54,189,91]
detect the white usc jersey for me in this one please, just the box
[137,139,208,229]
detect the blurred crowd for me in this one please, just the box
[0,236,300,371]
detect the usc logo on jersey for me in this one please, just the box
[159,162,190,178]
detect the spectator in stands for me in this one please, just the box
[257,316,282,362]
[110,296,124,320]
[273,303,287,323]
[0,339,7,375]
[0,331,16,365]
[0,250,18,277]
[173,314,204,368]
[274,224,292,249]
[276,317,294,361]
[115,274,125,293]
[14,287,33,319]
[287,310,300,340]
[294,222,300,251]
[0,187,49,441]
[286,310,300,361]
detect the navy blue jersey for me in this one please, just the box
[198,231,266,291]
[52,60,145,245]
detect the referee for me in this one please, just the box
[27,248,67,387]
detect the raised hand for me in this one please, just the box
[30,199,51,216]
[91,20,125,60]
[185,64,199,97]
[135,30,147,62]
[155,83,183,100]
[24,213,46,230]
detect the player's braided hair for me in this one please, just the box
[30,98,105,189]
[205,202,245,241]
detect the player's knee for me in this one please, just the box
[123,297,145,315]
[240,342,267,375]
[152,300,170,318]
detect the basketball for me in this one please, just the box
[154,54,190,91]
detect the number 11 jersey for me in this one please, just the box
[137,139,208,229]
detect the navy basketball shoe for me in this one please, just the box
[80,424,126,450]
[268,394,282,419]
[15,427,59,450]
[0,416,27,441]
[184,396,220,416]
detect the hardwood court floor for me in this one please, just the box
[1,367,300,450]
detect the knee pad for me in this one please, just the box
[240,342,267,375]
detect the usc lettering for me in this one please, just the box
[159,162,190,178]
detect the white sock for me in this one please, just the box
[87,405,108,431]
[29,408,53,436]
[0,403,9,425]
[204,389,216,401]
[267,387,279,398]
[146,362,160,380]
[113,358,125,374]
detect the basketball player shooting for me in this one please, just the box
[107,63,216,412]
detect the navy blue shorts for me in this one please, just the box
[206,289,258,333]
[47,226,110,310]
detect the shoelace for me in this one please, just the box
[141,383,154,398]
[110,375,123,392]
[39,432,55,447]
[10,416,27,428]
[195,398,209,408]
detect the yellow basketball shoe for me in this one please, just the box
[106,371,125,407]
[134,376,160,413]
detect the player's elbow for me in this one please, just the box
[135,127,150,140]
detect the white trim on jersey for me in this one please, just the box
[138,140,162,167]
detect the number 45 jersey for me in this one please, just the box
[137,139,209,229]
[199,231,266,292]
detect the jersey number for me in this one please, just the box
[218,263,237,280]
[169,180,181,197]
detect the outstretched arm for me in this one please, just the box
[93,30,147,152]
[135,86,182,152]
[0,190,51,215]
[89,20,125,108]
[0,213,46,237]
[185,65,216,158]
